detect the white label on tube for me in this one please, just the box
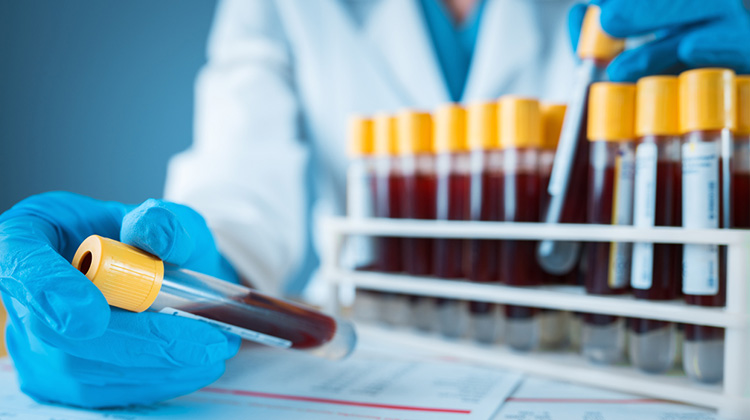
[681,142,720,295]
[160,307,293,349]
[631,143,657,289]
[608,149,635,288]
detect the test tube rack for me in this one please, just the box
[319,217,750,419]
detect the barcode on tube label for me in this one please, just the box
[608,150,635,288]
[681,142,720,295]
[631,143,657,289]
[160,307,293,349]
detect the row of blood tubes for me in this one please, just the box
[345,68,750,385]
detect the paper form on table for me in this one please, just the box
[0,343,523,420]
[493,377,718,420]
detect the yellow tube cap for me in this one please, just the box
[72,235,164,313]
[498,96,542,149]
[679,68,737,133]
[540,103,566,150]
[737,76,750,136]
[373,113,399,156]
[434,104,468,152]
[587,82,636,142]
[397,110,433,154]
[348,116,374,157]
[636,76,679,137]
[467,102,499,150]
[577,5,625,61]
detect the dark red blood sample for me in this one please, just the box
[683,153,727,344]
[434,172,472,278]
[633,160,680,302]
[732,172,750,228]
[684,158,727,308]
[561,109,590,224]
[468,170,503,314]
[500,170,542,319]
[374,173,405,272]
[403,173,437,275]
[584,164,628,297]
[190,293,337,350]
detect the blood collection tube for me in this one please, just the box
[582,82,636,365]
[345,116,380,322]
[72,235,356,360]
[538,103,571,350]
[496,96,543,351]
[679,68,737,384]
[538,5,624,275]
[733,76,750,229]
[628,76,681,373]
[433,104,471,338]
[397,110,437,331]
[466,102,502,343]
[373,114,410,326]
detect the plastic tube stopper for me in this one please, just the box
[498,96,542,149]
[679,68,737,134]
[348,116,375,157]
[540,103,567,150]
[72,235,164,313]
[467,102,499,150]
[588,82,636,142]
[397,110,433,154]
[435,104,468,152]
[636,76,679,137]
[577,5,625,62]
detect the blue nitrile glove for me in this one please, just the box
[568,0,750,82]
[0,192,241,408]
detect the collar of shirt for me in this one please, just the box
[418,0,487,102]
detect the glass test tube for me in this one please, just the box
[679,68,736,384]
[466,102,503,344]
[538,5,624,275]
[538,103,572,350]
[397,110,437,331]
[582,82,636,365]
[433,104,472,338]
[497,96,544,352]
[373,114,410,326]
[72,235,357,360]
[733,76,750,229]
[629,76,681,373]
[346,116,381,322]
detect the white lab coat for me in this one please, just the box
[164,0,579,296]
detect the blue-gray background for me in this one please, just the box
[0,0,217,212]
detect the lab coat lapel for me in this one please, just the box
[463,0,542,101]
[361,0,451,107]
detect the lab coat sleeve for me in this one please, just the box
[164,0,306,295]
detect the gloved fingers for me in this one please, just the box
[8,320,230,408]
[606,31,686,82]
[120,199,237,281]
[28,308,241,368]
[678,16,750,73]
[0,192,127,259]
[22,367,224,409]
[568,3,588,53]
[595,0,742,38]
[0,230,110,340]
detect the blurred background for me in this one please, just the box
[0,0,218,212]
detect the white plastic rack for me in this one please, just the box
[319,217,750,419]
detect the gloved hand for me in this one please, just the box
[0,192,241,408]
[568,0,750,82]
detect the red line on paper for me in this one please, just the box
[506,397,664,404]
[200,387,472,414]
